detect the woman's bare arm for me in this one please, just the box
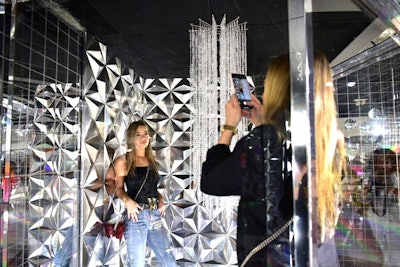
[114,156,128,200]
[113,155,143,221]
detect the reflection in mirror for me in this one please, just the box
[333,37,400,266]
[1,1,84,265]
[312,1,400,266]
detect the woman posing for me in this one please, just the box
[114,120,176,267]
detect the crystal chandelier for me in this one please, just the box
[190,15,247,211]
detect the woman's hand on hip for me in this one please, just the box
[126,200,143,222]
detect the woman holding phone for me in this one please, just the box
[201,52,345,266]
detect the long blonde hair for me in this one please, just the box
[313,51,346,242]
[263,52,346,242]
[262,54,290,131]
[125,120,158,175]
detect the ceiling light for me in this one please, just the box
[353,98,367,106]
[347,82,356,87]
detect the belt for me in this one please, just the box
[139,203,158,210]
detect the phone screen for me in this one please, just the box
[231,73,252,109]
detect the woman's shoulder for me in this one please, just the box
[115,154,127,161]
[253,123,279,131]
[248,124,280,140]
[113,154,127,167]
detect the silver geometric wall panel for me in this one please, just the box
[30,83,81,266]
[81,38,238,266]
[82,38,139,266]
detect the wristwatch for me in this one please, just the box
[221,124,237,135]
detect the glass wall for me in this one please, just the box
[1,1,83,265]
[1,0,400,266]
[333,43,400,266]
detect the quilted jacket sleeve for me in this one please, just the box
[201,143,242,196]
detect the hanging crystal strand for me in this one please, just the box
[196,24,204,194]
[219,16,227,116]
[189,26,197,191]
[206,22,215,209]
[238,22,248,136]
[190,23,205,193]
[242,23,248,75]
[231,18,243,212]
[202,21,211,209]
[196,23,211,203]
[208,16,220,209]
[219,15,227,127]
[224,19,239,139]
[212,16,234,213]
[211,16,218,147]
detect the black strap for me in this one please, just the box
[133,166,150,201]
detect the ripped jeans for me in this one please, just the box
[124,209,176,267]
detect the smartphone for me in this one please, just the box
[230,73,253,109]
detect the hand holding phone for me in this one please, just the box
[230,73,253,109]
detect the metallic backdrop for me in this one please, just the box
[80,37,237,266]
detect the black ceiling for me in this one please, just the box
[54,0,375,82]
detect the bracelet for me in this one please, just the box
[122,197,127,203]
[221,124,237,135]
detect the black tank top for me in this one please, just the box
[124,166,159,203]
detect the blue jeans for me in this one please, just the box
[124,209,176,267]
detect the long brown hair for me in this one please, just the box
[125,120,158,175]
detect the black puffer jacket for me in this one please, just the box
[201,124,292,266]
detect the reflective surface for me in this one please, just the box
[334,46,400,266]
[288,0,315,265]
[1,1,84,266]
[1,0,400,266]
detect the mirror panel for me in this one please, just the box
[1,0,400,266]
